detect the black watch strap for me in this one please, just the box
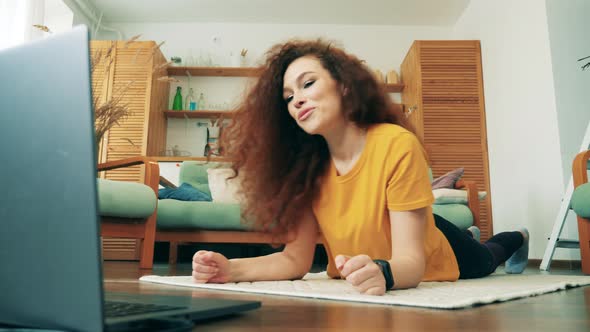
[373,259,394,290]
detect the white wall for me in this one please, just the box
[546,0,590,183]
[109,22,452,75]
[110,22,452,156]
[453,0,568,260]
[44,0,73,34]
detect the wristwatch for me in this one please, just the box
[373,259,395,290]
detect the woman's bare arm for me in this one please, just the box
[387,207,427,289]
[228,207,319,282]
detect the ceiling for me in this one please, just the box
[83,0,471,26]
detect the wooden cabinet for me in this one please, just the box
[91,40,169,183]
[91,40,169,260]
[400,40,493,240]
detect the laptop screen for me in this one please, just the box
[0,26,105,331]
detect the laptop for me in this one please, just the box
[0,25,260,332]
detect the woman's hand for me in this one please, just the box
[192,250,231,283]
[335,254,386,296]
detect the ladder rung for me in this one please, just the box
[556,239,580,248]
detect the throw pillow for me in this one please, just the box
[158,182,212,201]
[433,188,488,205]
[431,167,464,190]
[207,168,244,204]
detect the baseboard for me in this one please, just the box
[528,259,581,270]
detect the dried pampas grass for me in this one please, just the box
[91,41,132,147]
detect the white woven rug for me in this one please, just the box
[139,272,590,309]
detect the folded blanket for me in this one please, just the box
[158,183,212,201]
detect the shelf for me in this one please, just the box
[383,83,404,93]
[165,110,235,119]
[167,66,261,77]
[153,156,232,163]
[167,66,405,92]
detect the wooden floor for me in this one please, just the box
[103,261,590,332]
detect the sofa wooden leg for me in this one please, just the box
[169,241,179,265]
[138,241,154,269]
[577,216,590,275]
[139,213,156,269]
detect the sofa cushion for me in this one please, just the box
[157,199,250,230]
[432,204,473,231]
[97,179,156,218]
[433,188,488,204]
[207,168,245,204]
[178,161,230,196]
[572,182,590,218]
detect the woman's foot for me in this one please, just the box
[505,228,529,274]
[467,225,481,242]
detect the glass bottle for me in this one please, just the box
[185,88,196,111]
[172,86,183,110]
[197,93,206,110]
[203,125,211,156]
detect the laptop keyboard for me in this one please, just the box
[104,300,185,318]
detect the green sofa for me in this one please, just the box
[157,162,479,232]
[155,161,481,264]
[157,162,247,231]
[572,183,590,221]
[94,159,480,266]
[571,150,590,274]
[432,203,474,231]
[427,169,479,231]
[97,157,160,269]
[98,178,157,219]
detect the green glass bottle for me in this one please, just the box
[172,86,183,110]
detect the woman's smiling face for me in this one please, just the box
[282,56,346,135]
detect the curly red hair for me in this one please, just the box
[222,39,403,236]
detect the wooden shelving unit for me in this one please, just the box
[166,66,405,93]
[163,67,404,161]
[164,110,235,119]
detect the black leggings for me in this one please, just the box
[434,214,524,279]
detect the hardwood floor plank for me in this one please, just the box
[102,262,590,332]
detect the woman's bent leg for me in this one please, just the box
[434,215,525,279]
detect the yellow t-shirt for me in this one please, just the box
[312,123,459,282]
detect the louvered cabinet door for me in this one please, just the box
[100,42,155,182]
[146,49,169,157]
[401,40,493,240]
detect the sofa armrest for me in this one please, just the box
[98,156,154,171]
[454,179,480,228]
[573,150,590,188]
[159,175,177,189]
[98,156,160,195]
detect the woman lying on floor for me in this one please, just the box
[191,39,529,295]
